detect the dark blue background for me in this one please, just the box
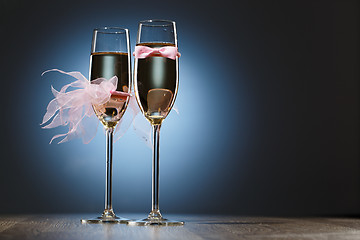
[0,0,358,216]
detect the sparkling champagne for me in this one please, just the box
[90,52,130,128]
[134,43,178,125]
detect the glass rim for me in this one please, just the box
[93,27,128,34]
[139,19,175,27]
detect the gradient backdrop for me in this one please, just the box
[0,0,358,216]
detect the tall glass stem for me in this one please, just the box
[149,124,162,218]
[103,127,115,218]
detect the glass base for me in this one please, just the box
[81,216,129,224]
[127,217,184,226]
[81,210,129,224]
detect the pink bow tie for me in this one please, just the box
[133,46,181,60]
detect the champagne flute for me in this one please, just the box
[128,20,184,226]
[81,27,131,224]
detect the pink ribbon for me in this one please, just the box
[41,69,133,144]
[133,46,181,60]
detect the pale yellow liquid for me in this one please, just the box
[134,43,178,125]
[90,52,130,128]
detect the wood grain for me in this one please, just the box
[1,214,360,239]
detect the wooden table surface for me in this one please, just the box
[1,214,360,239]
